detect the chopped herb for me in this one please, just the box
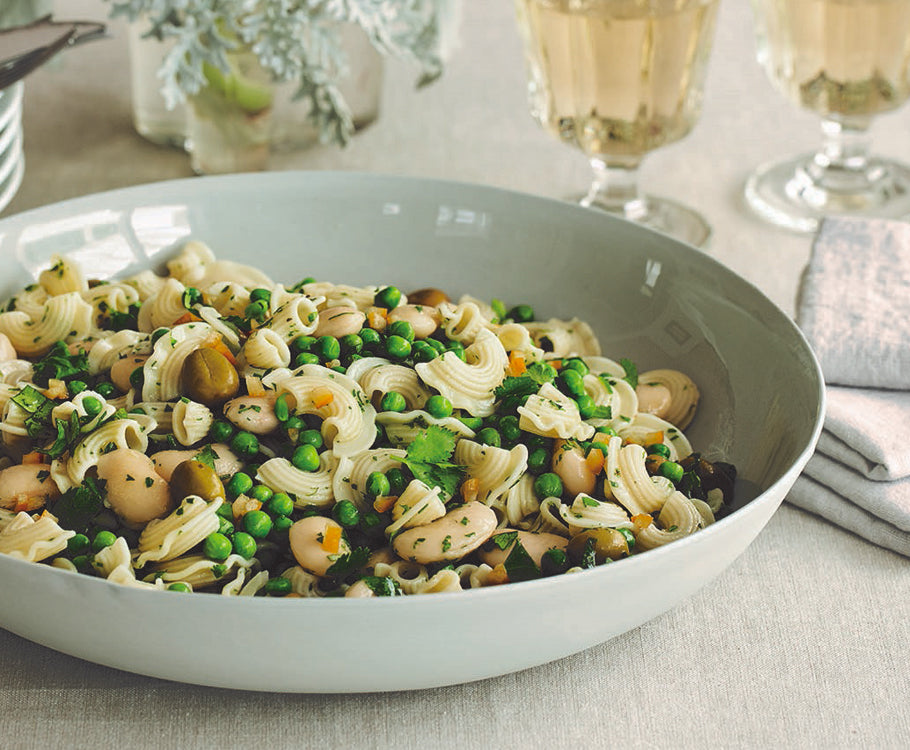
[32,341,89,386]
[194,445,219,471]
[580,537,598,569]
[400,425,465,499]
[503,538,540,582]
[49,477,106,533]
[361,576,402,597]
[490,530,518,550]
[325,546,370,577]
[144,477,154,488]
[441,535,452,553]
[620,358,638,389]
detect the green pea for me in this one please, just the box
[231,431,259,459]
[507,304,534,323]
[317,335,341,361]
[216,502,235,521]
[299,428,323,449]
[264,577,292,595]
[380,391,407,413]
[659,460,684,484]
[386,468,406,495]
[232,532,257,560]
[527,447,550,475]
[291,335,317,354]
[244,300,269,322]
[72,554,93,571]
[267,492,294,517]
[388,319,414,342]
[340,334,363,355]
[226,472,254,498]
[374,286,402,310]
[91,530,116,553]
[295,352,320,367]
[332,500,360,528]
[360,328,382,347]
[273,515,293,534]
[385,335,411,359]
[217,516,234,536]
[558,369,586,398]
[529,362,558,383]
[576,394,597,420]
[273,394,291,422]
[447,343,466,362]
[67,533,90,555]
[426,337,446,353]
[490,298,507,322]
[540,548,569,576]
[249,288,271,304]
[82,396,104,418]
[477,427,501,448]
[167,582,192,593]
[367,471,391,498]
[458,415,484,431]
[589,441,610,456]
[647,443,671,459]
[425,394,453,419]
[562,358,589,376]
[243,510,273,539]
[210,419,235,443]
[68,380,87,395]
[533,472,563,500]
[499,415,521,442]
[284,415,305,434]
[411,340,437,362]
[248,484,273,503]
[360,510,383,534]
[291,444,321,472]
[203,532,232,562]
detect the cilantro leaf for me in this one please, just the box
[50,477,106,533]
[11,385,47,413]
[620,358,638,389]
[490,530,518,550]
[325,546,371,577]
[32,341,89,386]
[360,576,402,597]
[193,445,219,471]
[405,424,457,464]
[503,538,540,583]
[44,411,82,459]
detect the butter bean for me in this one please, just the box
[392,501,496,564]
[0,463,61,512]
[110,354,149,393]
[636,382,672,418]
[314,307,366,339]
[552,440,597,498]
[479,529,568,568]
[344,580,375,598]
[387,304,438,339]
[151,443,241,481]
[223,395,279,435]
[97,448,172,524]
[289,516,351,577]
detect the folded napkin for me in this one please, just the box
[790,216,910,557]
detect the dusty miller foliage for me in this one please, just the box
[105,0,451,145]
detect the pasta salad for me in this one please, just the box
[0,242,736,597]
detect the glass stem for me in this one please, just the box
[807,116,885,189]
[582,156,648,221]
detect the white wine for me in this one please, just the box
[752,0,910,118]
[515,0,719,162]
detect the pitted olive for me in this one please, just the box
[566,528,630,565]
[169,459,225,505]
[406,288,449,307]
[180,348,239,407]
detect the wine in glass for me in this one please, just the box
[746,0,910,232]
[514,0,721,246]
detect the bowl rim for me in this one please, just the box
[0,170,827,608]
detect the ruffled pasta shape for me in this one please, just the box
[256,452,337,508]
[148,552,253,589]
[243,328,291,370]
[524,318,601,358]
[385,479,447,537]
[415,328,508,417]
[517,382,595,441]
[92,536,135,580]
[282,565,328,597]
[605,436,675,516]
[437,300,489,344]
[0,359,33,387]
[616,413,692,461]
[559,494,632,535]
[634,491,708,551]
[524,496,571,536]
[301,281,376,312]
[495,322,544,362]
[123,269,167,301]
[583,356,627,379]
[332,447,406,509]
[135,496,223,566]
[66,413,155,484]
[166,240,216,284]
[141,321,214,402]
[87,329,150,375]
[454,440,528,510]
[129,401,173,434]
[276,364,376,458]
[372,561,462,595]
[203,281,250,317]
[582,374,638,428]
[454,562,498,589]
[377,410,476,447]
[0,292,93,357]
[172,398,214,446]
[264,296,319,342]
[136,277,187,331]
[357,361,431,410]
[38,255,87,295]
[637,369,700,429]
[503,474,540,526]
[81,282,140,326]
[195,306,241,351]
[0,511,74,562]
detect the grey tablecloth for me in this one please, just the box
[2,1,909,749]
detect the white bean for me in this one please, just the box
[387,304,438,339]
[392,501,497,564]
[288,516,351,577]
[552,440,597,497]
[151,443,241,480]
[97,448,173,524]
[636,382,672,418]
[0,463,61,512]
[344,580,375,598]
[479,529,568,568]
[314,307,366,339]
[110,354,149,393]
[223,395,279,435]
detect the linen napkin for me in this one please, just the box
[790,216,910,557]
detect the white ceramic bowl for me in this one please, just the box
[0,172,824,692]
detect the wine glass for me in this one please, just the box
[514,0,721,247]
[746,0,910,233]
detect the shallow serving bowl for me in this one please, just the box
[0,172,824,692]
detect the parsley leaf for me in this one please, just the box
[44,411,82,459]
[620,358,638,389]
[50,477,106,533]
[503,538,540,583]
[193,445,219,471]
[360,576,402,597]
[32,341,89,386]
[400,426,466,499]
[325,546,371,577]
[490,530,518,550]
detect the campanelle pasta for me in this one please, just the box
[0,244,736,598]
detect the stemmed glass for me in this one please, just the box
[746,0,910,233]
[514,0,721,247]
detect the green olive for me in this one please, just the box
[180,348,240,407]
[169,459,226,505]
[566,528,630,565]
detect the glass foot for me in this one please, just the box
[575,192,712,247]
[745,154,910,234]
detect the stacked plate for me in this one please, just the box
[0,82,24,215]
